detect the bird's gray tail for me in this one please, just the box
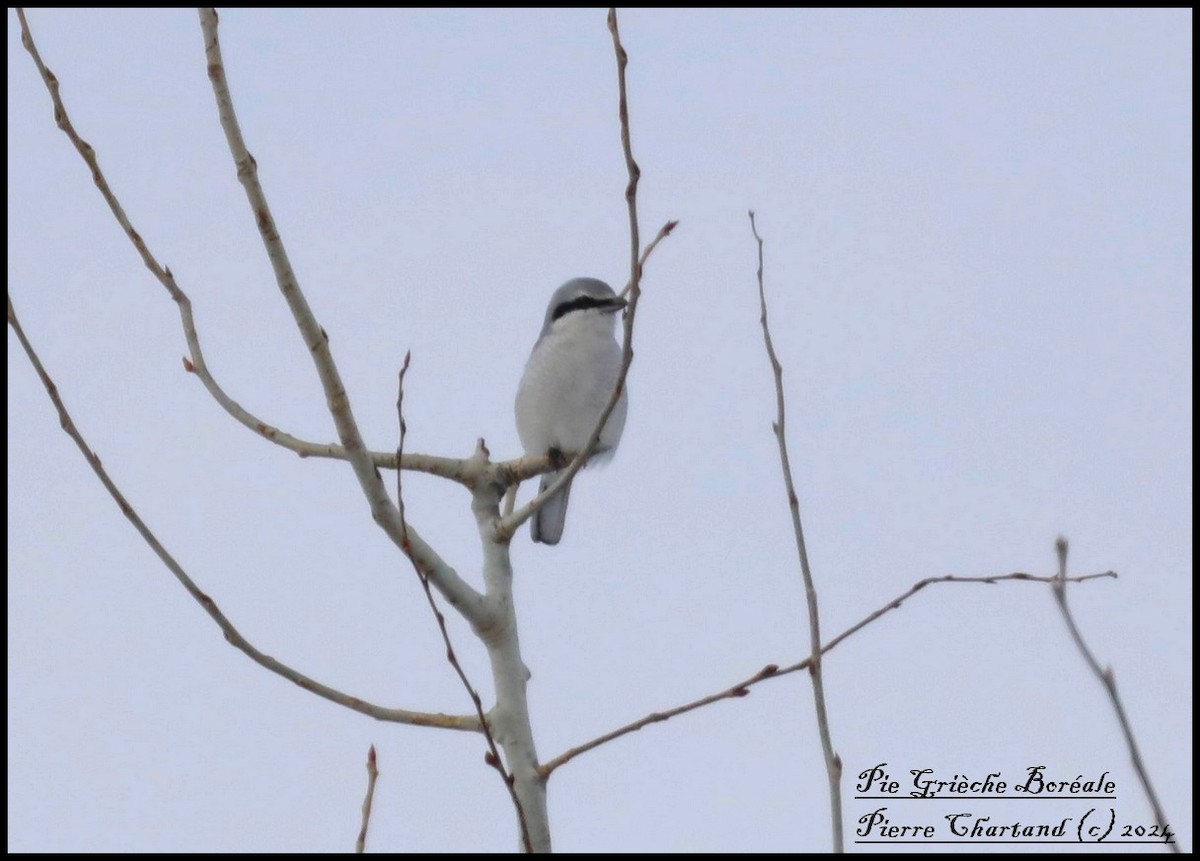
[532,471,572,545]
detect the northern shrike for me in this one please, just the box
[515,277,628,545]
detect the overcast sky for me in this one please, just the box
[8,8,1191,853]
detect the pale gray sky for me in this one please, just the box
[8,8,1191,853]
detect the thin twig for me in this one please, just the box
[7,293,479,732]
[1052,538,1178,851]
[495,8,668,542]
[609,7,641,279]
[749,211,843,851]
[617,219,678,300]
[355,745,379,854]
[540,570,1117,778]
[395,360,534,853]
[396,353,414,536]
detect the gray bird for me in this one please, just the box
[515,277,628,545]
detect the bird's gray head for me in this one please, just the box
[540,277,626,335]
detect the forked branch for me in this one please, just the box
[540,570,1117,777]
[197,8,487,626]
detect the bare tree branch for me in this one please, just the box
[197,8,488,627]
[355,745,379,854]
[1052,538,1179,852]
[540,570,1117,778]
[609,7,641,277]
[616,219,678,299]
[396,361,534,852]
[749,211,843,851]
[7,292,481,733]
[14,10,481,486]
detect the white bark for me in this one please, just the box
[474,481,551,851]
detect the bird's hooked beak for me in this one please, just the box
[603,296,628,314]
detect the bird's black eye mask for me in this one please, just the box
[551,295,620,322]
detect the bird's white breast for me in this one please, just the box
[515,312,627,459]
